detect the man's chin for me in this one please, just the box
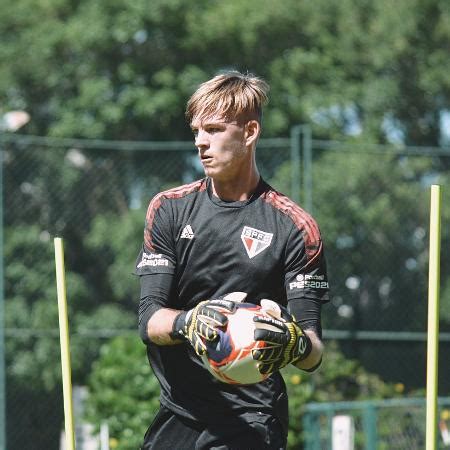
[203,167,217,177]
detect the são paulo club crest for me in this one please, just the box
[240,226,273,259]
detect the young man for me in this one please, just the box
[135,71,329,449]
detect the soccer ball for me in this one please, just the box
[201,302,270,385]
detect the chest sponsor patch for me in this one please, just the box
[241,226,273,259]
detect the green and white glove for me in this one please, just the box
[171,293,246,356]
[252,300,311,375]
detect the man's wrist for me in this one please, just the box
[169,310,188,341]
[300,357,323,373]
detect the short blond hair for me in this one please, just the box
[186,71,269,125]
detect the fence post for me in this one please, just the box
[302,412,312,450]
[302,125,313,213]
[0,113,30,450]
[289,124,313,211]
[363,403,377,450]
[290,125,302,205]
[303,410,322,450]
[0,134,5,450]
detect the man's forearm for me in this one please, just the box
[292,329,323,372]
[146,308,182,345]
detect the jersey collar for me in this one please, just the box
[206,177,267,208]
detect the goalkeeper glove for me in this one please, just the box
[252,300,311,375]
[171,296,240,356]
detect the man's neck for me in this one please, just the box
[210,170,261,202]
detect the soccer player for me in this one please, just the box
[135,71,329,449]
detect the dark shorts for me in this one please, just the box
[141,405,287,450]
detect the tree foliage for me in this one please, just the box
[2,0,450,448]
[85,336,160,450]
[284,341,406,449]
[270,148,450,387]
[272,148,450,320]
[1,0,449,144]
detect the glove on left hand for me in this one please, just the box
[252,300,311,375]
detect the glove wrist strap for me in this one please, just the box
[292,333,312,363]
[169,310,188,341]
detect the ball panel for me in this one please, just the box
[201,302,271,385]
[227,308,257,348]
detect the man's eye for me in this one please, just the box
[207,128,220,133]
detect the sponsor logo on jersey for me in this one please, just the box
[241,226,273,259]
[137,252,169,268]
[181,224,194,239]
[289,273,329,290]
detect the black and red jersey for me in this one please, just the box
[135,177,329,428]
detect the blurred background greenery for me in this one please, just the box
[1,0,450,448]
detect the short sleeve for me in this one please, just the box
[135,194,176,276]
[284,216,329,303]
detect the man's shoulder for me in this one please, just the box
[260,186,324,262]
[262,185,320,238]
[261,185,309,219]
[148,178,207,209]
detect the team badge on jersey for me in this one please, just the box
[241,226,273,259]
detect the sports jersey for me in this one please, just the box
[135,177,329,430]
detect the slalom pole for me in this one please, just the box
[426,185,442,450]
[54,237,76,450]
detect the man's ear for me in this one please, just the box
[244,120,261,146]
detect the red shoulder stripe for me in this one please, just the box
[263,189,322,262]
[144,179,206,250]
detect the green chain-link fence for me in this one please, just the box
[303,397,450,450]
[2,128,450,449]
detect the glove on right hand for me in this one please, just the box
[171,294,244,356]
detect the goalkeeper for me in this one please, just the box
[135,70,329,450]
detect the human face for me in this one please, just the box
[190,115,250,181]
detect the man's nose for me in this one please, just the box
[195,129,208,148]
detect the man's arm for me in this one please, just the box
[138,272,175,344]
[139,273,235,356]
[145,308,182,345]
[289,296,324,372]
[275,208,329,373]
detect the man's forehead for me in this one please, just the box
[190,114,235,128]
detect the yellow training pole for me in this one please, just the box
[426,185,442,450]
[54,237,76,450]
